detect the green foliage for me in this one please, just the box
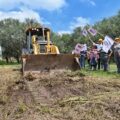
[52,10,120,53]
[0,18,41,63]
[0,10,120,61]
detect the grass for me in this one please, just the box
[0,60,19,64]
[0,61,21,69]
[80,63,120,79]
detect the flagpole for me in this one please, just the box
[88,26,104,38]
[87,34,94,44]
[82,28,94,43]
[97,31,104,38]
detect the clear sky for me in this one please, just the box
[0,0,120,34]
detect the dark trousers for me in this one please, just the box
[90,57,97,70]
[79,55,85,68]
[101,56,109,71]
[98,58,100,70]
[115,54,120,73]
[91,64,97,70]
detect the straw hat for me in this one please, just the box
[98,38,103,43]
[115,38,120,42]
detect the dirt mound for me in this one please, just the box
[24,70,86,105]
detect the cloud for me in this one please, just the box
[88,0,96,6]
[0,0,66,11]
[58,17,90,35]
[0,8,48,24]
[80,0,96,6]
[70,17,90,30]
[58,30,72,35]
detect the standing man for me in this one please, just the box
[80,50,86,68]
[113,38,120,73]
[93,38,103,70]
[79,44,87,68]
[100,48,112,71]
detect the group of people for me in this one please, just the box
[78,38,120,73]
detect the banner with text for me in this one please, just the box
[102,36,114,53]
[88,27,97,36]
[72,44,87,54]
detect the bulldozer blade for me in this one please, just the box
[22,54,80,74]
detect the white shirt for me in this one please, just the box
[93,43,103,51]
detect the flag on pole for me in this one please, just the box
[88,27,97,36]
[82,29,88,37]
[75,43,82,53]
[72,43,87,54]
[102,35,114,53]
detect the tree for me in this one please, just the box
[0,19,25,63]
[0,18,41,63]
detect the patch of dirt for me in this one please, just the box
[0,68,120,120]
[24,71,87,105]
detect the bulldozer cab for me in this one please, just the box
[25,27,52,54]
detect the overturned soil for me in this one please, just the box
[0,67,120,120]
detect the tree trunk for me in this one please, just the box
[5,56,9,63]
[16,56,20,63]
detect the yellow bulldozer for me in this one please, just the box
[21,26,79,74]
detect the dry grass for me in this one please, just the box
[0,67,120,120]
